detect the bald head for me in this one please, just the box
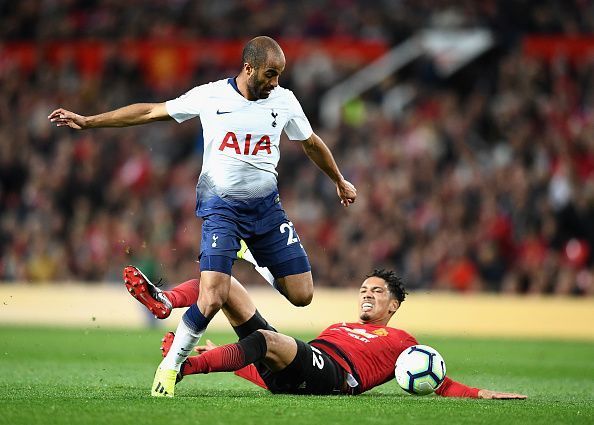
[237,36,285,100]
[241,36,285,69]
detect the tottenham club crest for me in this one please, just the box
[271,110,278,127]
[212,234,218,248]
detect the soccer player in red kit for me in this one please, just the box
[125,265,526,399]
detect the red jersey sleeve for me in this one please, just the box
[435,376,480,398]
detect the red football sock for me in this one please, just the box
[183,330,268,375]
[184,344,246,374]
[164,279,200,308]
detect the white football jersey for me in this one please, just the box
[166,78,313,201]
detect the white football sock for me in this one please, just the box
[159,319,203,371]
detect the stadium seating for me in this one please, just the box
[0,1,593,295]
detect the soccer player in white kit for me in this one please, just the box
[48,36,357,397]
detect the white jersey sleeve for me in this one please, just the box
[165,83,210,123]
[283,92,313,141]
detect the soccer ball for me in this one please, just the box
[394,345,446,395]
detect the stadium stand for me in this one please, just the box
[0,0,593,296]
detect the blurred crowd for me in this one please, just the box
[2,0,594,42]
[1,1,593,296]
[302,52,594,296]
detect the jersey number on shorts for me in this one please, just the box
[311,346,325,369]
[280,222,300,245]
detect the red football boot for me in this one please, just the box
[160,331,176,358]
[160,331,186,383]
[123,266,172,319]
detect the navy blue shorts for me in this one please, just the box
[196,191,310,277]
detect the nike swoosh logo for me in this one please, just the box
[217,110,232,115]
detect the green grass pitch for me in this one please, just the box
[0,326,592,425]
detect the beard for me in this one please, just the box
[247,75,271,99]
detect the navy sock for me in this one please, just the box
[182,304,211,333]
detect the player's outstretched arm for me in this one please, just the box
[48,103,171,130]
[436,377,527,399]
[478,389,527,399]
[300,132,357,207]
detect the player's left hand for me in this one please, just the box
[194,339,218,354]
[337,179,357,207]
[478,389,527,399]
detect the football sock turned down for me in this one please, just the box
[183,330,268,375]
[160,304,211,371]
[232,310,277,339]
[163,279,200,308]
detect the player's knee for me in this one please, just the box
[284,283,313,307]
[202,298,224,312]
[280,274,313,307]
[287,290,313,307]
[198,274,230,314]
[257,329,281,351]
[197,293,226,316]
[254,329,292,364]
[256,330,297,370]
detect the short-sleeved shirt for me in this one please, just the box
[166,78,313,202]
[310,322,418,394]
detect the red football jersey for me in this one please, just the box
[310,322,417,393]
[235,322,480,397]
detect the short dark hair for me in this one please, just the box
[241,36,282,69]
[367,269,407,303]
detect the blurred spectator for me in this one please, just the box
[0,1,593,297]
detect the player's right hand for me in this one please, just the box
[478,389,527,399]
[48,108,87,130]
